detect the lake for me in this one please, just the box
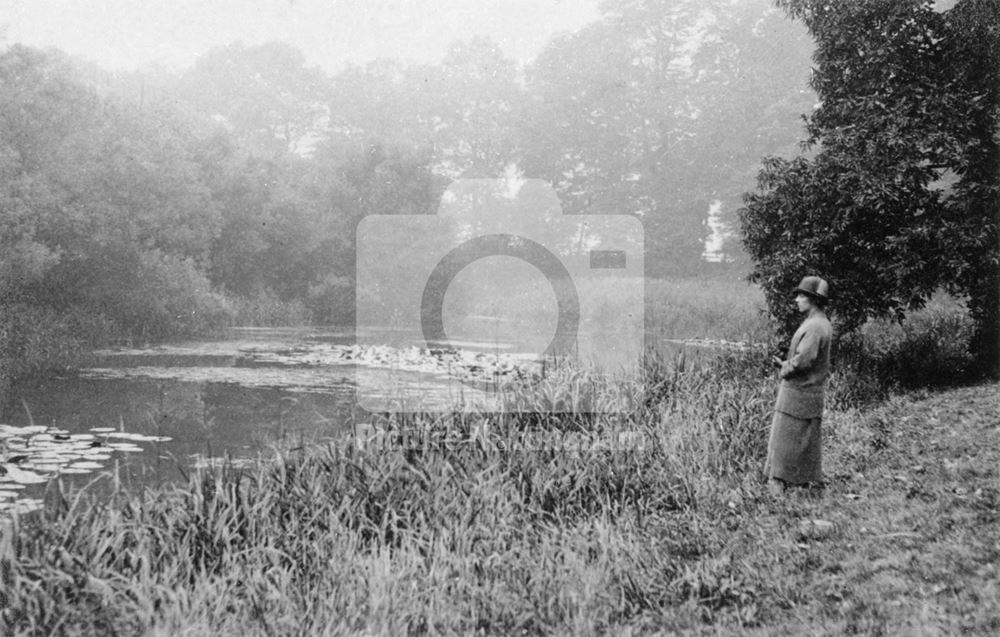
[0,328,379,515]
[0,326,735,516]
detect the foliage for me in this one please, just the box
[1,0,826,390]
[836,293,975,393]
[94,250,233,339]
[522,0,815,275]
[0,353,776,634]
[645,277,771,342]
[227,289,311,327]
[0,303,113,386]
[3,362,999,634]
[176,41,329,157]
[0,45,443,385]
[328,37,523,178]
[739,0,999,374]
[0,46,232,380]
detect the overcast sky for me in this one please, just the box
[1,0,603,73]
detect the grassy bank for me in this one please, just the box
[2,345,997,634]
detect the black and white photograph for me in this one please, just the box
[0,0,997,633]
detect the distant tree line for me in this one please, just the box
[0,0,818,381]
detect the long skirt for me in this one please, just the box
[766,411,822,485]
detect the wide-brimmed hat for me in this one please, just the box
[793,276,829,301]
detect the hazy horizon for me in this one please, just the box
[1,0,603,73]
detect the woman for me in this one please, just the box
[766,276,833,496]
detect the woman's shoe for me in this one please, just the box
[768,478,786,497]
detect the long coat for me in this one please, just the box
[767,311,833,484]
[776,313,833,418]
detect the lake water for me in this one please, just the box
[0,325,602,513]
[0,326,739,516]
[0,328,381,514]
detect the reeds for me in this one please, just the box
[0,352,777,635]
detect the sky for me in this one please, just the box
[1,0,603,73]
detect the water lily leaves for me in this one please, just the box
[6,499,43,515]
[80,341,539,394]
[67,462,105,470]
[107,444,144,453]
[3,466,47,484]
[0,423,173,518]
[0,425,47,436]
[103,432,171,442]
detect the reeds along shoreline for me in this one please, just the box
[0,292,981,634]
[1,351,781,635]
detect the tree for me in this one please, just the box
[941,0,1000,376]
[177,42,328,158]
[739,0,999,376]
[326,37,523,178]
[304,141,443,323]
[0,45,229,343]
[521,0,814,275]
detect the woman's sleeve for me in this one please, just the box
[780,326,820,379]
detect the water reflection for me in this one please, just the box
[0,328,369,514]
[0,326,702,515]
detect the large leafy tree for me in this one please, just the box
[0,45,228,340]
[740,0,999,375]
[326,37,523,178]
[176,41,328,158]
[521,0,814,275]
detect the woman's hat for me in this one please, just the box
[794,276,829,301]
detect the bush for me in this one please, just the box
[306,274,354,324]
[835,294,975,395]
[0,302,114,384]
[227,289,311,327]
[0,250,235,387]
[93,250,234,339]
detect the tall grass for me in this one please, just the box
[0,281,981,634]
[0,352,776,635]
[0,302,115,394]
[829,292,977,407]
[645,277,771,342]
[437,274,770,347]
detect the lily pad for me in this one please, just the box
[23,463,65,473]
[108,443,145,453]
[0,425,47,436]
[67,462,105,470]
[2,499,43,515]
[103,432,172,442]
[4,466,48,484]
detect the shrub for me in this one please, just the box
[834,293,975,395]
[109,251,234,339]
[0,302,114,384]
[227,289,311,327]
